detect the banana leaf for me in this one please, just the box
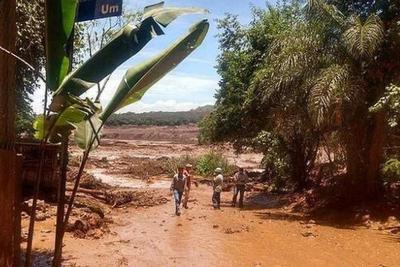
[72,113,102,150]
[100,19,209,121]
[33,106,87,141]
[52,2,207,105]
[46,0,78,91]
[143,2,208,27]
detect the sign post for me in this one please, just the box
[77,0,123,22]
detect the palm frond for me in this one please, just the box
[307,0,345,27]
[343,14,384,59]
[255,28,323,104]
[309,64,352,125]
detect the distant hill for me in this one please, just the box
[105,105,214,126]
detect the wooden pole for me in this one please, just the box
[0,0,20,266]
[52,135,69,267]
[52,18,75,266]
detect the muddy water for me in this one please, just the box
[61,185,400,267]
[89,169,171,189]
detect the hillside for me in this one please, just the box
[105,105,213,126]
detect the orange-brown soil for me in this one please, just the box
[22,125,400,267]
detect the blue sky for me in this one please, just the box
[32,0,272,114]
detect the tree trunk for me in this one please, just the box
[0,0,19,266]
[0,0,16,141]
[345,110,386,201]
[365,111,386,198]
[289,137,308,192]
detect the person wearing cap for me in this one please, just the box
[183,164,193,209]
[170,166,187,216]
[212,167,224,209]
[232,167,249,208]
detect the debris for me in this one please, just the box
[301,231,317,238]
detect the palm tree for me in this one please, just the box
[251,0,400,198]
[307,0,400,198]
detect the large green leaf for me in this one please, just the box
[143,2,209,27]
[52,1,208,107]
[100,19,209,121]
[33,115,46,140]
[33,106,87,140]
[72,113,102,151]
[46,0,78,91]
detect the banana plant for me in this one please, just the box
[31,1,209,266]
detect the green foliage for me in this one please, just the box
[72,112,102,150]
[370,84,400,128]
[200,0,400,195]
[163,152,235,178]
[101,19,209,121]
[38,2,209,153]
[196,151,235,177]
[53,4,208,108]
[164,154,198,176]
[45,0,78,91]
[106,105,213,126]
[382,158,400,183]
[16,0,45,136]
[200,1,320,190]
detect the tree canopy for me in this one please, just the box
[200,0,400,198]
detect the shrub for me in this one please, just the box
[196,151,235,177]
[382,158,400,183]
[163,155,198,176]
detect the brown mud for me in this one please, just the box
[25,185,400,267]
[21,125,400,266]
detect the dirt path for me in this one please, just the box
[54,185,400,267]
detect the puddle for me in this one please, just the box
[88,169,171,189]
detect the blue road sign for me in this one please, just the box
[77,0,123,22]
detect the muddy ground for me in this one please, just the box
[22,125,400,266]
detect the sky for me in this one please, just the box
[32,0,272,114]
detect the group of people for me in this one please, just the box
[170,164,249,216]
[211,167,248,209]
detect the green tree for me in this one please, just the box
[304,0,400,198]
[201,1,320,190]
[15,0,45,136]
[201,0,400,198]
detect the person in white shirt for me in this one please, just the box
[212,167,223,209]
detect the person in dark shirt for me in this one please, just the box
[232,167,249,208]
[170,166,187,216]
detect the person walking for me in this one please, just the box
[232,167,248,208]
[183,164,192,209]
[170,166,187,216]
[212,167,223,209]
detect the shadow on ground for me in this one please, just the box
[21,249,53,267]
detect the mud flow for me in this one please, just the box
[22,126,400,267]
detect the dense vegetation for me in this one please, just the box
[200,0,400,201]
[16,0,45,135]
[106,105,213,126]
[165,151,235,177]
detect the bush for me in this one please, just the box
[196,151,235,177]
[163,155,198,176]
[382,158,400,183]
